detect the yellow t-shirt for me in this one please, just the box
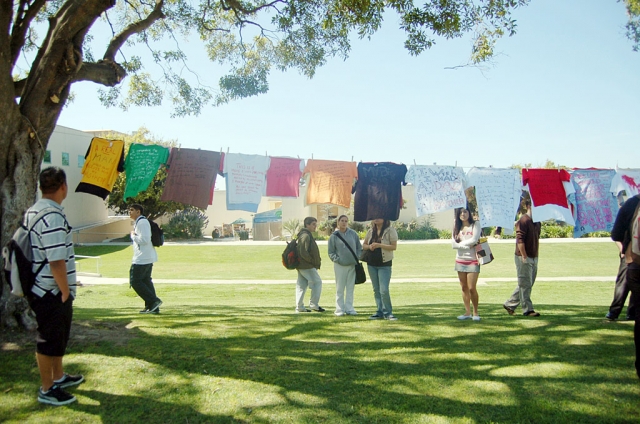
[304,159,357,208]
[79,138,124,191]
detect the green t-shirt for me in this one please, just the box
[123,144,170,201]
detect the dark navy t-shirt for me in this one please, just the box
[353,162,407,222]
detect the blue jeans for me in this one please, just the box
[368,265,392,316]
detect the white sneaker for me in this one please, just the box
[345,311,358,316]
[472,315,481,321]
[334,312,345,316]
[457,314,472,320]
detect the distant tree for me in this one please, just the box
[104,127,187,221]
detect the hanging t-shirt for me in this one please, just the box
[75,137,125,200]
[522,168,575,225]
[224,153,271,213]
[406,165,467,216]
[304,160,358,209]
[569,169,618,238]
[160,148,221,209]
[353,162,407,221]
[465,167,521,233]
[610,168,640,197]
[266,157,305,197]
[123,144,170,201]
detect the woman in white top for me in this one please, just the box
[452,207,482,321]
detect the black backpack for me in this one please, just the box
[2,207,62,298]
[282,239,299,270]
[142,218,164,247]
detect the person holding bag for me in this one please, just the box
[363,219,398,320]
[452,207,482,321]
[328,215,363,316]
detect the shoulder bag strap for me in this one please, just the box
[334,231,359,262]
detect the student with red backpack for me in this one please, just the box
[611,193,640,379]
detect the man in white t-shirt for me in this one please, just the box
[129,204,162,314]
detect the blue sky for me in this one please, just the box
[58,0,640,170]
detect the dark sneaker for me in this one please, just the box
[149,308,160,315]
[55,373,84,389]
[149,300,163,313]
[503,305,515,316]
[139,309,149,314]
[605,313,617,321]
[38,384,76,406]
[524,311,540,317]
[369,314,383,320]
[311,307,326,312]
[384,314,398,321]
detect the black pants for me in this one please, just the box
[608,258,637,319]
[626,265,640,379]
[130,263,160,309]
[29,292,73,356]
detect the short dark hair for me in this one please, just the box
[39,167,67,194]
[303,217,317,227]
[130,204,144,215]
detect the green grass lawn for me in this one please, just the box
[73,241,621,280]
[2,241,638,423]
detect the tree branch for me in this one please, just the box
[73,60,127,86]
[10,0,49,67]
[103,0,166,61]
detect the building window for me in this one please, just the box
[61,152,69,166]
[78,155,85,168]
[43,150,51,163]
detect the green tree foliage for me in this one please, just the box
[103,127,186,221]
[625,0,640,51]
[163,208,210,239]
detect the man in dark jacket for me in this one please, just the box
[295,217,325,312]
[610,194,640,379]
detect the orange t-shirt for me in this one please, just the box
[304,159,357,208]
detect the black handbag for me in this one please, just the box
[334,231,367,285]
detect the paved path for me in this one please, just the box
[78,275,615,286]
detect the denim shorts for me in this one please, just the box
[454,263,480,273]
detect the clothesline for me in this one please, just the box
[76,138,639,239]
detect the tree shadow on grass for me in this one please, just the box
[3,303,639,423]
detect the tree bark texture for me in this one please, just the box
[1,0,117,329]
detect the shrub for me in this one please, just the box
[318,219,336,235]
[238,230,249,241]
[163,208,209,239]
[349,221,366,232]
[283,219,301,238]
[438,229,452,239]
[540,221,573,239]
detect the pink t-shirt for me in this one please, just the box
[266,157,304,197]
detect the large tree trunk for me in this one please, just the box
[1,0,117,329]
